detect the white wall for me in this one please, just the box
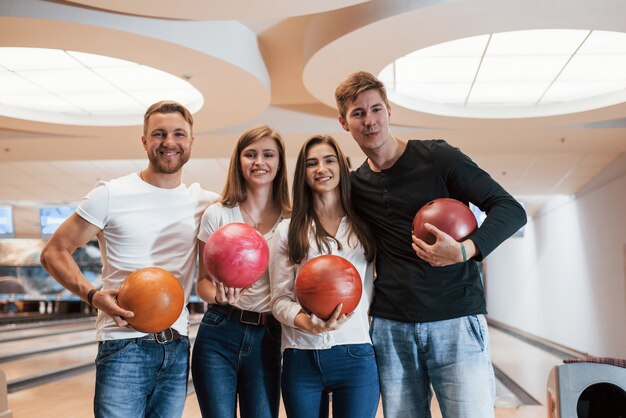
[486,155,626,359]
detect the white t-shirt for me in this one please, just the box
[269,218,375,351]
[197,203,285,313]
[76,172,218,340]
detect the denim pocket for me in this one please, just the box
[96,339,136,365]
[346,343,375,359]
[200,310,227,327]
[466,315,486,351]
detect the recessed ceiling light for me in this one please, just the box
[0,48,204,126]
[380,29,626,118]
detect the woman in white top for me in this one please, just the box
[270,135,379,418]
[191,125,290,418]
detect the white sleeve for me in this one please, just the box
[197,186,220,209]
[269,221,303,327]
[197,203,223,243]
[75,181,109,230]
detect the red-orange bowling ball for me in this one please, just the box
[412,198,478,245]
[203,223,269,288]
[295,255,362,320]
[117,267,184,333]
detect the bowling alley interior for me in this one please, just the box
[1,1,625,417]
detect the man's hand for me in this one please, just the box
[91,289,134,327]
[412,223,469,267]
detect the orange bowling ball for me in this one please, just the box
[117,267,184,333]
[413,198,478,245]
[295,255,362,320]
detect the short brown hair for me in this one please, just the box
[143,101,194,134]
[335,71,391,120]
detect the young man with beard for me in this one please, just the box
[335,72,527,418]
[40,101,218,418]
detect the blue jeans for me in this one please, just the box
[191,308,282,418]
[370,315,495,418]
[281,344,380,418]
[94,337,190,418]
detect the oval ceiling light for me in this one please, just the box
[380,29,626,119]
[0,47,204,126]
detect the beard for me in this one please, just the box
[147,148,190,174]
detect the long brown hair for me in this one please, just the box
[220,124,291,215]
[288,135,374,264]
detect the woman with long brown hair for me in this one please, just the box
[269,135,379,418]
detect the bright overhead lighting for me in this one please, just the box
[576,31,626,54]
[396,82,472,104]
[381,29,626,118]
[0,48,83,71]
[0,48,204,126]
[468,82,551,105]
[486,29,588,56]
[58,92,146,114]
[20,69,114,93]
[476,56,569,83]
[542,81,626,102]
[409,34,489,57]
[559,55,626,80]
[395,56,482,83]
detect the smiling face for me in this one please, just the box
[142,112,193,174]
[339,88,393,154]
[239,135,280,189]
[305,143,340,196]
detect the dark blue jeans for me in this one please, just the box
[281,344,380,418]
[94,337,190,418]
[191,307,282,418]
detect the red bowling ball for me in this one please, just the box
[117,267,185,333]
[295,255,362,320]
[203,222,269,288]
[413,198,478,245]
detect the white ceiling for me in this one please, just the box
[1,0,625,238]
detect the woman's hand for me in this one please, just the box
[214,281,246,305]
[295,304,352,334]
